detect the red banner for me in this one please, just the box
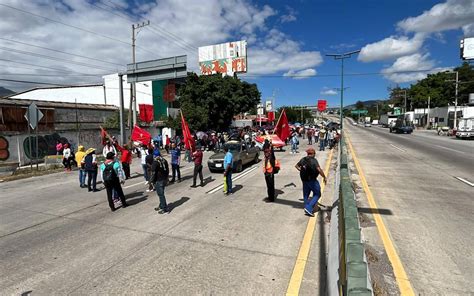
[131,125,151,145]
[139,104,154,123]
[274,109,291,141]
[267,111,275,122]
[317,100,327,112]
[164,83,176,102]
[181,112,196,152]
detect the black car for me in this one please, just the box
[208,140,260,173]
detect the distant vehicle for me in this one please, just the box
[380,114,399,128]
[456,117,474,139]
[208,140,260,173]
[352,122,358,126]
[364,122,372,127]
[326,121,340,130]
[372,120,379,125]
[389,117,413,134]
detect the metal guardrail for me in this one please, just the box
[327,137,373,296]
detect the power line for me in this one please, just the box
[0,46,118,72]
[0,73,103,77]
[0,3,157,57]
[0,37,124,67]
[0,78,93,86]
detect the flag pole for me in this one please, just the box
[273,108,284,134]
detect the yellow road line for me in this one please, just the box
[346,134,415,296]
[286,149,333,296]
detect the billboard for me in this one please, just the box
[317,100,327,112]
[198,40,247,76]
[265,100,273,111]
[460,37,474,60]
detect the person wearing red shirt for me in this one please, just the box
[115,143,132,179]
[191,145,204,187]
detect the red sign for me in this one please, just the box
[164,82,176,102]
[317,100,327,112]
[267,111,275,122]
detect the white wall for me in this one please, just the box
[103,74,153,108]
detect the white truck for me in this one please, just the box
[456,117,474,139]
[379,114,399,128]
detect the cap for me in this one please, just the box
[106,151,115,159]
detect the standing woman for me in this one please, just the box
[62,143,72,171]
[263,139,276,202]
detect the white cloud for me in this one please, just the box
[463,24,474,37]
[381,53,445,83]
[358,34,425,62]
[397,0,474,34]
[320,88,337,96]
[0,0,321,91]
[280,5,297,23]
[283,68,316,79]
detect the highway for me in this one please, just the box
[0,145,334,295]
[345,121,473,295]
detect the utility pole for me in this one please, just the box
[130,20,150,128]
[326,50,360,130]
[446,71,460,129]
[118,73,126,144]
[427,96,430,128]
[404,89,407,113]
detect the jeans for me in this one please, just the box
[142,164,149,181]
[319,139,325,151]
[155,180,168,210]
[105,178,127,210]
[87,170,97,191]
[265,173,275,201]
[79,169,86,186]
[291,143,297,153]
[225,171,232,193]
[171,164,181,181]
[193,164,203,186]
[302,180,321,213]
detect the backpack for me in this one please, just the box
[299,157,315,181]
[103,163,117,185]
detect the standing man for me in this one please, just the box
[170,143,181,183]
[223,146,233,195]
[307,129,313,145]
[295,147,327,217]
[191,145,204,187]
[82,148,99,192]
[263,139,276,202]
[100,152,128,211]
[150,153,170,214]
[291,133,299,154]
[75,145,86,188]
[318,127,326,151]
[102,140,116,158]
[115,143,132,179]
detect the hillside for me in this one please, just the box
[345,99,386,109]
[0,87,14,97]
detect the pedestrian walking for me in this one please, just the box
[100,152,128,211]
[145,147,155,192]
[223,146,233,195]
[75,145,86,188]
[164,135,170,154]
[139,144,149,183]
[295,147,327,217]
[115,143,132,179]
[263,139,276,202]
[150,153,170,214]
[62,143,72,171]
[191,145,204,187]
[82,148,99,192]
[307,129,313,145]
[170,143,181,183]
[291,133,299,154]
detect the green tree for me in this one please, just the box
[275,106,313,123]
[178,73,261,131]
[355,100,364,110]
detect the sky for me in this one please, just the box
[0,0,473,108]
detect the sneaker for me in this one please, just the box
[146,189,153,192]
[190,184,197,188]
[200,183,204,187]
[304,208,315,217]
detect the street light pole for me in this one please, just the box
[327,50,360,130]
[454,71,459,129]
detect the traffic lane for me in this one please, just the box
[1,145,330,294]
[350,124,474,178]
[346,128,474,294]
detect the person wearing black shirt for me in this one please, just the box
[295,147,327,217]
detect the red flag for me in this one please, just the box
[317,100,327,112]
[181,112,196,152]
[100,126,108,145]
[274,109,291,141]
[164,83,176,102]
[267,111,275,122]
[131,125,151,145]
[139,104,154,123]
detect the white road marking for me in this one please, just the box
[390,144,406,152]
[206,166,258,194]
[454,177,474,187]
[123,182,144,189]
[433,145,466,154]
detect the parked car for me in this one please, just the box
[364,122,372,127]
[208,140,260,173]
[389,117,413,134]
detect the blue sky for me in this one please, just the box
[0,0,472,108]
[249,0,472,107]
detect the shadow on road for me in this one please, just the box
[168,196,190,210]
[231,184,243,194]
[358,207,393,215]
[127,196,147,206]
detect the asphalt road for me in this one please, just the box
[0,144,334,295]
[345,121,473,295]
